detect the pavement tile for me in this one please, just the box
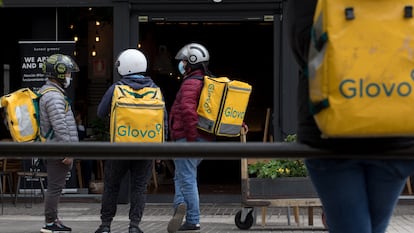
[0,196,414,233]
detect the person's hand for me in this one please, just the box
[62,157,73,165]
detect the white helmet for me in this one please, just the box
[115,49,147,76]
[175,43,210,64]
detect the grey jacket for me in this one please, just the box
[38,80,78,143]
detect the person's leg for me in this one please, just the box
[99,160,128,227]
[44,159,71,223]
[173,159,185,208]
[168,158,187,233]
[174,158,201,225]
[81,160,94,188]
[129,159,152,229]
[366,159,414,233]
[305,159,371,233]
[172,138,188,209]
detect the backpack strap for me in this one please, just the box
[187,75,204,81]
[39,87,59,95]
[40,87,70,112]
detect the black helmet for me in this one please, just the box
[42,54,79,80]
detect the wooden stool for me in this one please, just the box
[96,160,104,180]
[14,171,48,204]
[0,159,15,194]
[75,160,83,188]
[151,160,158,189]
[0,167,13,215]
[407,177,413,195]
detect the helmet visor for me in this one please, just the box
[62,55,80,72]
[175,46,189,60]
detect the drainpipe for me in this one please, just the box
[3,64,10,95]
[55,8,58,40]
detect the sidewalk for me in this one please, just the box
[1,195,414,233]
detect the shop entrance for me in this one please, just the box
[138,21,275,192]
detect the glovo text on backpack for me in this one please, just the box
[308,0,414,137]
[197,76,252,137]
[110,85,165,143]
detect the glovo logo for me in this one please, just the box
[203,83,215,114]
[339,73,414,98]
[224,106,245,119]
[117,123,162,139]
[123,88,156,98]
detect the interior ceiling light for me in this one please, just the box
[95,31,100,42]
[91,45,97,57]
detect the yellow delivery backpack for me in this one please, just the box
[0,87,60,142]
[197,76,252,137]
[110,85,165,143]
[308,0,414,138]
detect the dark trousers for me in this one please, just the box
[44,159,72,223]
[99,160,152,228]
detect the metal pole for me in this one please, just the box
[0,142,413,160]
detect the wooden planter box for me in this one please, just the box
[244,177,318,199]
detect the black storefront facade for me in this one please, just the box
[0,0,299,190]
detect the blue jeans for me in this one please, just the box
[305,159,414,233]
[173,138,204,225]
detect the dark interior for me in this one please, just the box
[138,22,274,186]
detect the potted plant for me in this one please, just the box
[245,134,317,198]
[247,159,307,179]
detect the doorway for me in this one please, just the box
[138,21,275,191]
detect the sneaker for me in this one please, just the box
[167,203,187,233]
[177,222,200,232]
[95,225,110,233]
[40,219,71,233]
[129,226,143,233]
